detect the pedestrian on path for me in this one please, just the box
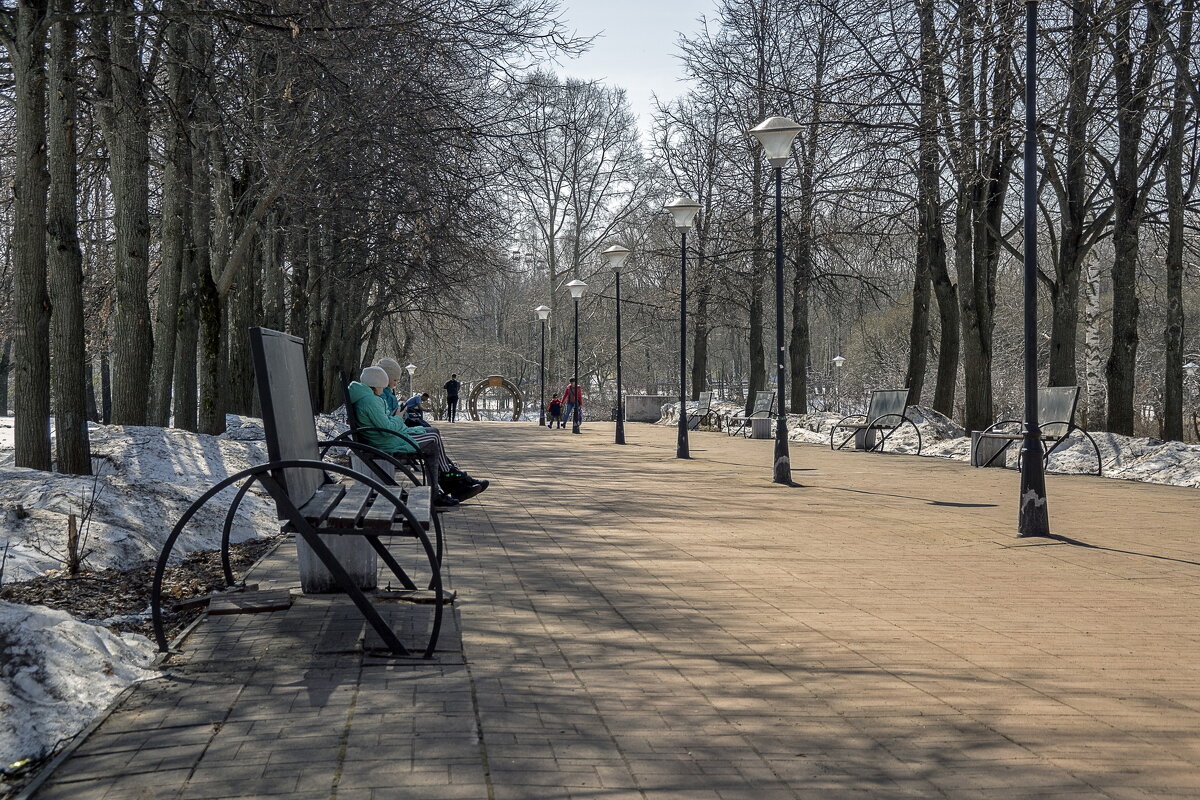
[561,377,583,430]
[547,397,563,429]
[444,374,461,422]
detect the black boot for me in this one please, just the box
[441,469,489,500]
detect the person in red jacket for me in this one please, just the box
[547,397,564,429]
[562,377,583,432]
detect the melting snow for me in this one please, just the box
[0,601,157,768]
[661,400,1200,488]
[0,412,347,773]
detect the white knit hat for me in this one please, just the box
[378,358,403,382]
[360,366,390,389]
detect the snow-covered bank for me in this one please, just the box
[660,401,1200,489]
[0,412,347,777]
[0,420,278,583]
[0,602,157,770]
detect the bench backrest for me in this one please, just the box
[866,389,910,423]
[695,391,713,413]
[1038,385,1080,438]
[750,391,775,418]
[340,370,362,436]
[250,327,324,507]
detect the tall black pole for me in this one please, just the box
[677,231,690,459]
[773,165,793,484]
[572,298,581,434]
[538,319,546,426]
[1019,0,1049,536]
[615,270,625,445]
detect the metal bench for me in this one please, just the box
[150,327,446,658]
[726,391,775,437]
[686,391,714,430]
[830,388,922,455]
[971,385,1102,476]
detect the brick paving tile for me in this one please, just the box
[24,421,1200,799]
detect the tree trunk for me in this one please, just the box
[262,210,285,329]
[905,244,930,405]
[100,351,112,425]
[149,10,190,426]
[4,0,53,470]
[1083,250,1104,427]
[1048,0,1096,387]
[85,359,98,423]
[746,158,767,417]
[917,0,959,417]
[691,280,709,401]
[103,0,154,425]
[0,339,11,416]
[1105,1,1160,435]
[1155,0,1192,440]
[47,3,91,475]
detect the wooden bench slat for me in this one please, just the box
[298,484,345,525]
[405,486,432,529]
[361,490,399,530]
[327,483,373,527]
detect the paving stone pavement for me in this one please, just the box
[29,421,1200,799]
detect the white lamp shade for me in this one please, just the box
[832,355,846,368]
[749,116,802,167]
[534,304,551,321]
[665,195,701,230]
[566,279,588,300]
[602,244,631,270]
[405,363,417,376]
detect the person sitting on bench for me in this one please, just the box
[350,366,487,504]
[402,392,432,426]
[374,360,484,496]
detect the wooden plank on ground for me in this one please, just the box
[208,589,293,615]
[171,584,260,612]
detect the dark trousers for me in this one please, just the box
[447,397,459,422]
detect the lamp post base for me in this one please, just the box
[773,431,792,485]
[1017,434,1050,536]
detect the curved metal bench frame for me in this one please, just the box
[829,394,923,456]
[974,418,1103,476]
[153,457,444,659]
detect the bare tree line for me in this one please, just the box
[0,0,581,472]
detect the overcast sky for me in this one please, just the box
[552,0,714,135]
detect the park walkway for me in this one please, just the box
[27,421,1200,799]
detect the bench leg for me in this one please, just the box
[365,535,419,590]
[297,528,409,656]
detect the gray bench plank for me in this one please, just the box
[328,483,373,527]
[298,484,345,526]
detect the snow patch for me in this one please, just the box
[657,402,1200,487]
[0,601,156,767]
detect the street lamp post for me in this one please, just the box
[750,116,803,485]
[832,354,845,413]
[603,245,632,445]
[566,279,588,434]
[666,196,702,459]
[405,363,416,397]
[535,305,550,426]
[1018,0,1050,537]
